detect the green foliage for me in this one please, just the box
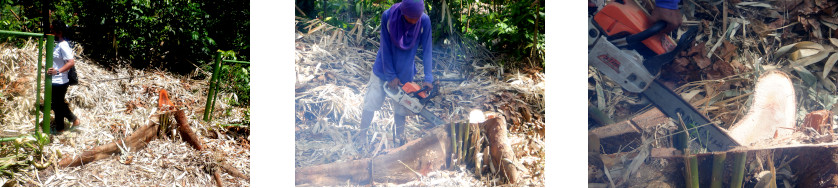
[299,0,544,70]
[0,0,44,45]
[0,0,249,75]
[217,50,250,107]
[461,0,544,65]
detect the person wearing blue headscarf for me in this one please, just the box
[358,0,433,148]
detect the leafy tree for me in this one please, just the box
[0,0,250,106]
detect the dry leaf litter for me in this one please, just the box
[294,16,545,186]
[0,39,249,186]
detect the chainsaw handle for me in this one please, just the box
[625,21,666,45]
[643,26,698,75]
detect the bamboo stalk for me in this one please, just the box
[711,152,727,188]
[34,38,43,135]
[731,151,747,188]
[690,156,699,188]
[676,114,689,152]
[450,122,457,162]
[204,51,222,121]
[684,154,699,188]
[464,122,472,165]
[42,35,54,135]
[768,152,777,188]
[458,122,466,162]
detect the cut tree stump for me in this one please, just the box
[483,115,521,184]
[727,70,796,146]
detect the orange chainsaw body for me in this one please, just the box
[593,2,675,55]
[402,82,428,98]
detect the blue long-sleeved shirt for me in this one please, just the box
[656,0,681,10]
[372,10,433,84]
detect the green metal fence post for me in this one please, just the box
[204,51,222,121]
[41,35,54,135]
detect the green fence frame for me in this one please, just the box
[204,51,250,122]
[0,30,54,142]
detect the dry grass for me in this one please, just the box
[0,39,249,186]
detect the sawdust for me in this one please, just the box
[0,39,249,186]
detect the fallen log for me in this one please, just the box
[727,70,796,146]
[58,122,160,167]
[295,116,523,186]
[295,124,452,186]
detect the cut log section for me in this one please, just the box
[295,127,452,186]
[727,70,797,146]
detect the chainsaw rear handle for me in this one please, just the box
[625,21,666,47]
[415,86,432,96]
[643,26,698,75]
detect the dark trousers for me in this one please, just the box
[52,83,76,131]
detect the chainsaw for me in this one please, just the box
[383,82,446,127]
[588,0,741,151]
